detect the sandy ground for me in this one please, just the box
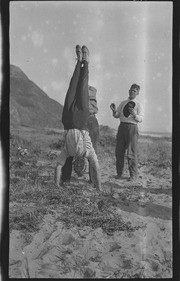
[9,147,172,278]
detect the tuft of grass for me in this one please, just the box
[137,138,171,167]
[9,202,47,232]
[49,139,64,150]
[43,186,141,235]
[46,129,61,135]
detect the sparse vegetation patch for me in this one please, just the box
[9,126,172,278]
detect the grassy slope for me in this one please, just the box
[9,125,172,278]
[10,125,171,235]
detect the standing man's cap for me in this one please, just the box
[88,86,97,99]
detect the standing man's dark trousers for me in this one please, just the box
[61,114,100,182]
[115,123,139,178]
[61,156,73,182]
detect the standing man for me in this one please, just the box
[110,84,144,181]
[54,45,101,191]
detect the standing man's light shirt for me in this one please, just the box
[114,98,144,124]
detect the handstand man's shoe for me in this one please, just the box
[82,45,89,62]
[76,45,82,61]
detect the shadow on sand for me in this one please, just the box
[102,182,172,221]
[114,200,172,221]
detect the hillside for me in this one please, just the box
[10,65,63,129]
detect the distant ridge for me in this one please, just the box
[140,131,172,138]
[110,128,172,138]
[10,64,64,129]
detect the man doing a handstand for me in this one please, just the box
[54,45,101,191]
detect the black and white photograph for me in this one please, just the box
[5,1,176,279]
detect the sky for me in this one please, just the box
[9,1,172,133]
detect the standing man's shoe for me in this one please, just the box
[76,45,82,61]
[114,174,123,179]
[128,176,137,182]
[82,45,89,62]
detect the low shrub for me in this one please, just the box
[138,139,171,167]
[46,130,61,135]
[99,135,116,148]
[49,139,64,150]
